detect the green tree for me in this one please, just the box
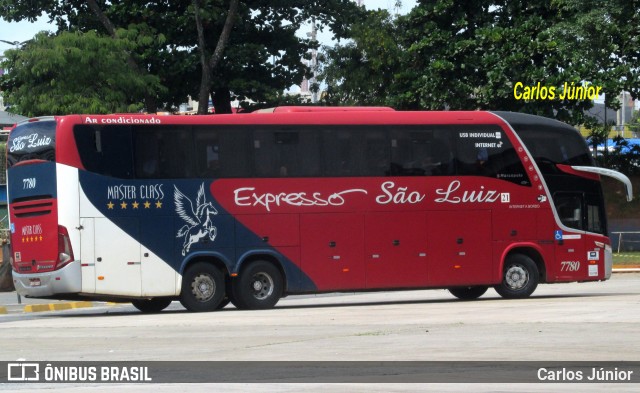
[0,0,359,114]
[0,31,162,116]
[319,8,400,106]
[319,0,640,125]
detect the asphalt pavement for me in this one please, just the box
[1,267,639,315]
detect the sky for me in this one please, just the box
[0,1,417,53]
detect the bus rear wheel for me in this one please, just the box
[180,262,226,312]
[131,298,172,313]
[494,254,539,299]
[448,286,488,300]
[232,261,283,310]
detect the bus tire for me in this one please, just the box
[448,286,488,300]
[180,262,226,312]
[232,261,283,310]
[131,298,172,313]
[494,254,539,299]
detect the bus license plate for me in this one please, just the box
[29,278,41,287]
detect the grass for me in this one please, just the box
[613,251,640,266]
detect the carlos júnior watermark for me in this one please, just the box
[538,366,634,382]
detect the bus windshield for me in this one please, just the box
[497,112,607,235]
[7,120,56,168]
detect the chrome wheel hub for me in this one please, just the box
[505,264,529,290]
[251,272,274,300]
[192,274,215,302]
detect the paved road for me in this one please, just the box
[1,273,639,392]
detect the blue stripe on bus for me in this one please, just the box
[77,170,316,293]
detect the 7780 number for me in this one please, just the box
[560,261,581,272]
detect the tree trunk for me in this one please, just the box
[194,0,239,114]
[212,87,233,114]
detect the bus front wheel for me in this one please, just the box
[494,254,539,299]
[180,262,226,312]
[131,298,172,313]
[232,261,283,310]
[448,286,488,300]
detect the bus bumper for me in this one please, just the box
[12,261,82,297]
[604,245,613,279]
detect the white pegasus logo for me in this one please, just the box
[175,183,218,256]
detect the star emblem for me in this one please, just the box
[132,201,140,209]
[107,201,115,209]
[120,201,128,209]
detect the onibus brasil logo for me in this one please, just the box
[174,183,218,256]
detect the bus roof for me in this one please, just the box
[254,106,395,113]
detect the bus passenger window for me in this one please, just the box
[389,128,454,176]
[73,125,134,179]
[321,129,360,176]
[453,125,529,185]
[134,126,194,179]
[253,128,320,177]
[364,130,389,176]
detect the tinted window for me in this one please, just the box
[72,123,530,183]
[514,127,593,173]
[74,125,134,178]
[134,126,193,179]
[363,129,390,176]
[389,128,454,176]
[455,126,530,186]
[321,127,394,177]
[8,120,56,168]
[253,128,320,177]
[554,192,583,230]
[194,127,251,178]
[322,128,361,176]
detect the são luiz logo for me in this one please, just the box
[513,82,602,100]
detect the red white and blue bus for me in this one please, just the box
[7,108,632,312]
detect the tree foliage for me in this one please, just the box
[319,9,399,106]
[320,0,640,125]
[0,0,359,114]
[0,31,162,116]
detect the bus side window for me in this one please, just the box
[74,125,134,179]
[453,126,529,185]
[321,128,360,176]
[253,128,320,178]
[430,136,455,176]
[364,129,389,176]
[134,126,193,179]
[194,129,221,177]
[389,128,453,176]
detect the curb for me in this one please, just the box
[612,268,640,273]
[23,301,94,313]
